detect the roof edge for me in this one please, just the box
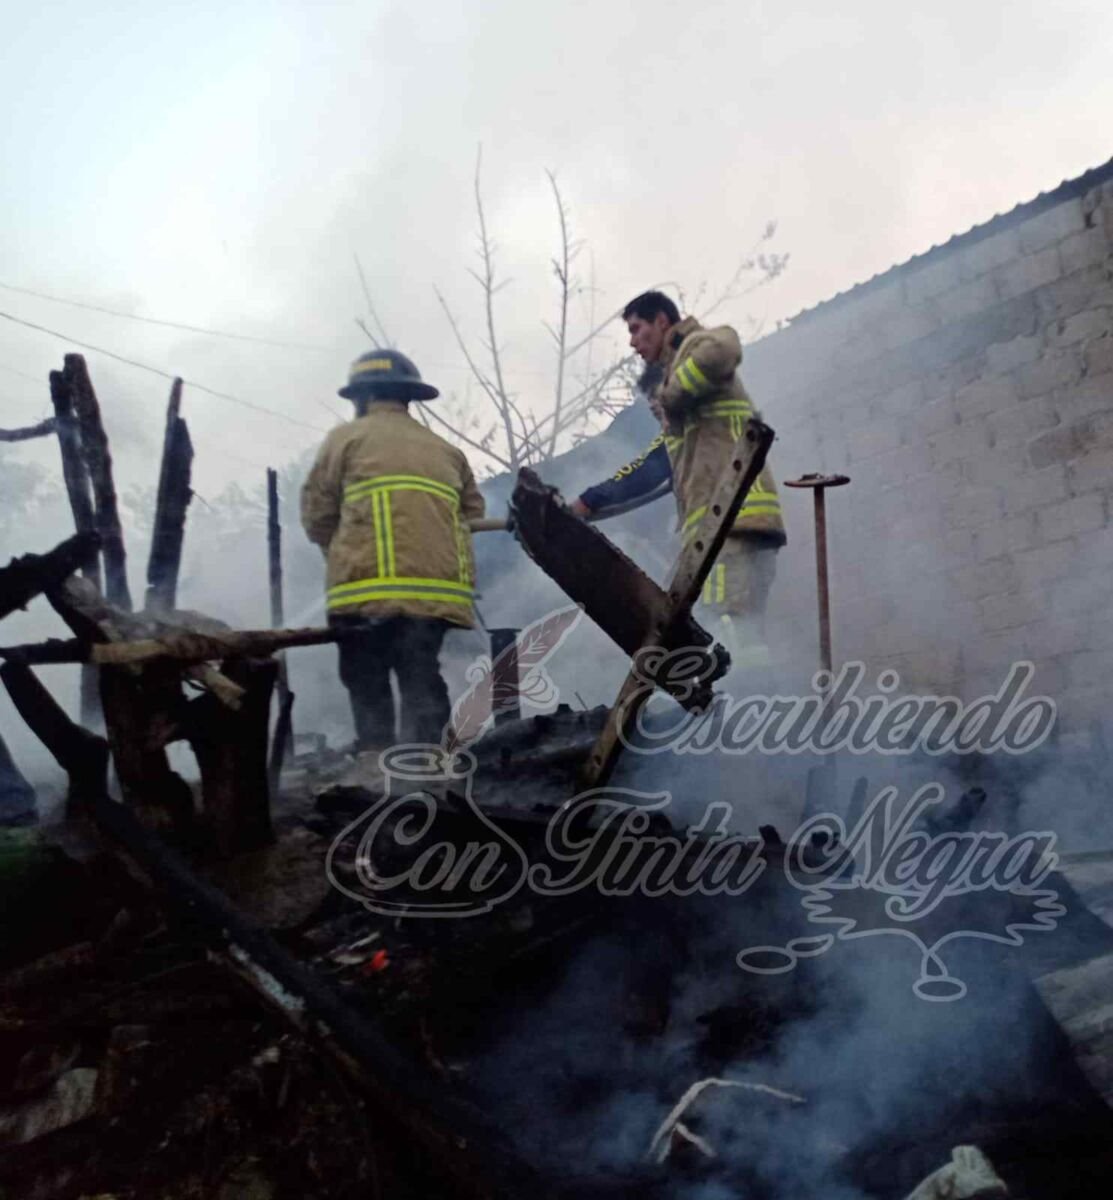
[775,153,1113,331]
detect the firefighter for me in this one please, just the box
[570,291,786,666]
[301,349,485,750]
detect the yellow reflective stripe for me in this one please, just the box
[682,506,709,531]
[675,360,701,396]
[328,575,474,598]
[328,589,474,609]
[685,357,709,390]
[663,435,683,456]
[383,492,397,575]
[702,576,712,604]
[703,401,753,413]
[716,564,726,603]
[344,474,459,506]
[372,492,386,576]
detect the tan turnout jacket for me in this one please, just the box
[657,317,785,546]
[301,402,484,627]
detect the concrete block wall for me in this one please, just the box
[744,163,1113,732]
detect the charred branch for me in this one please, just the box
[145,378,193,613]
[0,532,100,622]
[0,418,56,443]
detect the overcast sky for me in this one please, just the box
[3,0,1113,498]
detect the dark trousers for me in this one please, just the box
[331,616,451,750]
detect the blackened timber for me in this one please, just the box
[0,626,338,666]
[83,789,548,1200]
[511,469,723,709]
[0,418,56,443]
[0,532,99,621]
[186,656,276,855]
[580,421,775,789]
[64,354,132,611]
[145,378,193,612]
[0,660,108,813]
[266,467,294,773]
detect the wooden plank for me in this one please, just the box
[578,420,775,790]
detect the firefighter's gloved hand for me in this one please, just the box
[903,1145,1008,1200]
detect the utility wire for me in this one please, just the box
[0,308,328,435]
[0,280,330,352]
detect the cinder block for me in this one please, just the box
[1037,492,1107,543]
[933,275,1000,324]
[979,590,1040,631]
[905,256,961,307]
[1036,263,1113,322]
[1047,308,1113,348]
[986,398,1058,450]
[945,487,1002,529]
[928,421,990,466]
[986,333,1043,373]
[910,395,960,438]
[867,379,926,419]
[1017,199,1087,254]
[941,527,977,565]
[1013,350,1085,400]
[1028,423,1091,468]
[1012,538,1079,591]
[1000,463,1070,515]
[1056,375,1113,422]
[949,556,1019,600]
[1059,226,1113,275]
[956,375,1018,418]
[1067,649,1113,690]
[957,228,1022,281]
[995,247,1062,301]
[1084,333,1113,377]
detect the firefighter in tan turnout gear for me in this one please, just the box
[301,349,485,750]
[571,291,786,666]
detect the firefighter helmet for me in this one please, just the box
[338,348,440,401]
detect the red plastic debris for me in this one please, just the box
[361,948,390,975]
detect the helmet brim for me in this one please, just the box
[338,382,440,401]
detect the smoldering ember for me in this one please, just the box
[5,149,1113,1200]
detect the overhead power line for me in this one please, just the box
[0,280,330,352]
[0,308,329,435]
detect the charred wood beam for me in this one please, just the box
[0,626,338,666]
[511,469,724,710]
[82,788,547,1200]
[580,421,775,790]
[0,660,108,814]
[63,354,132,611]
[50,368,101,724]
[0,532,99,622]
[0,418,56,443]
[145,378,193,613]
[266,467,294,771]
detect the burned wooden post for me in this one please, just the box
[489,628,521,725]
[64,353,132,611]
[266,468,294,791]
[187,656,277,855]
[145,378,193,612]
[50,369,102,725]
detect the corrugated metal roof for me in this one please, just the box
[781,154,1113,329]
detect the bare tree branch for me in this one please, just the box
[545,169,571,458]
[0,418,56,443]
[353,254,394,348]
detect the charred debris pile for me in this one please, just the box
[2,358,1113,1198]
